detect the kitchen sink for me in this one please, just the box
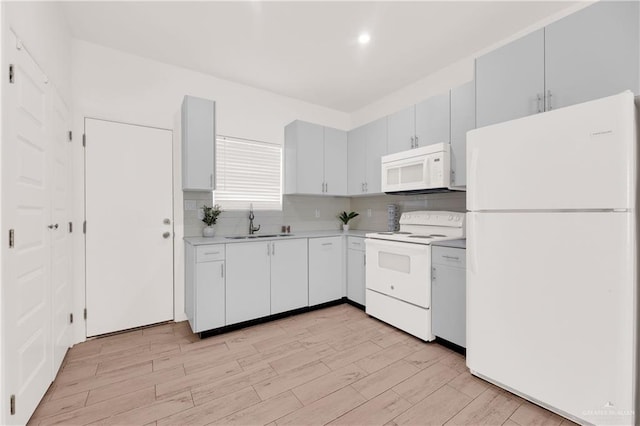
[225,233,294,240]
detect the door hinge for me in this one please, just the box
[84,308,87,320]
[10,394,15,415]
[69,313,74,324]
[82,134,86,147]
[69,222,73,233]
[451,170,456,185]
[9,229,14,248]
[68,131,73,142]
[9,64,14,84]
[83,221,86,234]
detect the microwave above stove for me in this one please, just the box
[381,143,456,195]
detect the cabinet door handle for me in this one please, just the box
[325,182,328,193]
[267,243,270,256]
[221,263,224,278]
[322,242,333,246]
[272,242,275,256]
[546,89,553,111]
[414,136,419,147]
[536,93,543,113]
[205,251,220,255]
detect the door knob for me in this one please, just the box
[163,218,171,225]
[162,232,171,239]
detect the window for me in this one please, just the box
[214,136,282,210]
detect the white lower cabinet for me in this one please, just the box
[226,242,271,324]
[347,237,366,305]
[309,237,344,306]
[185,244,226,333]
[270,239,309,314]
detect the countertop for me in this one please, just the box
[431,238,466,249]
[184,230,371,246]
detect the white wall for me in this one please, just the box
[71,40,351,329]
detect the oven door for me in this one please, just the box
[365,238,431,308]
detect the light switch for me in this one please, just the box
[184,200,197,211]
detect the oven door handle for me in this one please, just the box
[365,238,431,253]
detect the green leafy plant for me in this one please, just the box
[338,211,359,225]
[202,204,222,226]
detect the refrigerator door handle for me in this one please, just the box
[468,148,479,210]
[468,214,477,275]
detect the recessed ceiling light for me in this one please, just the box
[358,33,371,45]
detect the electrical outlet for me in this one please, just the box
[367,208,372,217]
[197,208,204,220]
[315,209,320,218]
[184,200,197,211]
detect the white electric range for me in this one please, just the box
[365,211,465,341]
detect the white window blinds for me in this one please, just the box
[214,136,282,210]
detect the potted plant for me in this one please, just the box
[202,204,222,237]
[338,211,359,232]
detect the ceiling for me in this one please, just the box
[62,1,580,113]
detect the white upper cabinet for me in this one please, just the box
[387,106,415,154]
[415,91,450,148]
[323,127,348,196]
[544,0,639,110]
[348,117,387,195]
[347,124,366,195]
[364,117,388,195]
[476,29,545,128]
[284,120,347,196]
[387,92,451,155]
[284,120,323,194]
[182,96,216,191]
[477,1,639,128]
[450,80,475,188]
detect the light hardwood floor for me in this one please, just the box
[28,304,576,425]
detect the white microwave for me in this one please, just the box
[381,143,451,194]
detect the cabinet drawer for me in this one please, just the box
[347,237,365,251]
[196,245,225,262]
[432,246,466,268]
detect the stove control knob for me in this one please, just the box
[448,215,453,221]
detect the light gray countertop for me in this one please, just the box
[184,229,371,246]
[431,238,466,249]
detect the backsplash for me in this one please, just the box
[349,192,467,231]
[183,191,466,237]
[183,193,350,237]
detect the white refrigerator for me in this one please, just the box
[466,91,637,426]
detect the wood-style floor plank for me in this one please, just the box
[28,304,569,426]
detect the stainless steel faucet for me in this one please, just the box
[249,204,260,234]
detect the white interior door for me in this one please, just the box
[3,30,53,425]
[85,118,173,337]
[50,88,73,372]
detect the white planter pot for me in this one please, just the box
[202,226,215,237]
[342,224,350,232]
